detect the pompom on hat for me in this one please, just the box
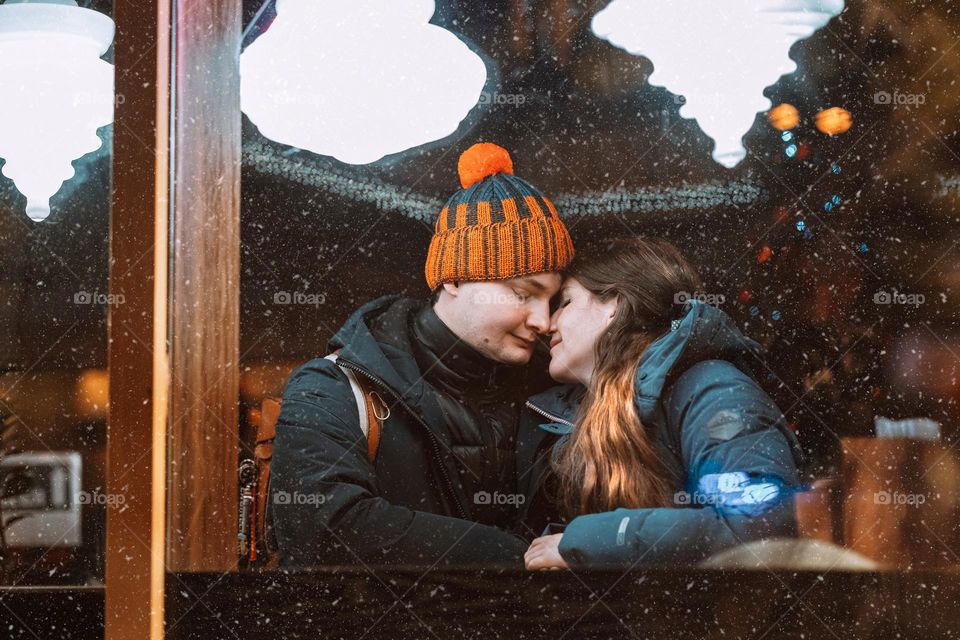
[425,142,575,290]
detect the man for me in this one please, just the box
[270,142,575,567]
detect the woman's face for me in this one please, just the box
[547,277,618,385]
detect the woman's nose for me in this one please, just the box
[548,308,560,335]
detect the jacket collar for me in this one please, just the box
[410,304,522,397]
[332,295,555,519]
[634,300,763,406]
[525,384,582,434]
[329,295,427,402]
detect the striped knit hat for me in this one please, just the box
[425,142,575,290]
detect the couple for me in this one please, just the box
[270,142,801,570]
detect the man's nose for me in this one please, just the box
[526,299,551,334]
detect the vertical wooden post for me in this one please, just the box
[109,0,241,635]
[166,0,242,572]
[107,0,171,638]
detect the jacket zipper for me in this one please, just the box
[336,359,469,520]
[524,400,575,427]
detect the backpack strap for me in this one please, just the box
[248,396,283,564]
[324,352,388,463]
[243,353,389,566]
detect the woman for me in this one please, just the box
[519,237,803,570]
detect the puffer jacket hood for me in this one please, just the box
[527,300,772,429]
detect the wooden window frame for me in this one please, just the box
[107,1,241,638]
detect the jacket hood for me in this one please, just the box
[636,299,763,402]
[527,300,766,428]
[329,295,426,399]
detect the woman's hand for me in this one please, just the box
[524,534,568,570]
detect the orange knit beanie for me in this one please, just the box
[424,142,574,290]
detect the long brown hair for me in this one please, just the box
[552,237,703,518]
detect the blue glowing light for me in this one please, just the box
[696,472,782,508]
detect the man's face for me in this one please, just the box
[436,272,562,366]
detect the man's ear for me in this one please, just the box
[442,281,460,298]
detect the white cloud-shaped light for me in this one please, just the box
[0,0,115,222]
[241,0,487,165]
[592,0,844,168]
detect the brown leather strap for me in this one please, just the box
[362,389,384,463]
[252,396,282,562]
[245,357,386,565]
[331,348,385,464]
[255,397,281,454]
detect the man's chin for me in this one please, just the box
[498,346,534,366]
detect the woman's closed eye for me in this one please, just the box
[549,296,570,315]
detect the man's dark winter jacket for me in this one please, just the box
[270,295,553,567]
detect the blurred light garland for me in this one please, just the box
[552,181,762,216]
[243,139,763,221]
[935,175,960,200]
[243,140,441,222]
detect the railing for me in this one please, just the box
[164,567,959,639]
